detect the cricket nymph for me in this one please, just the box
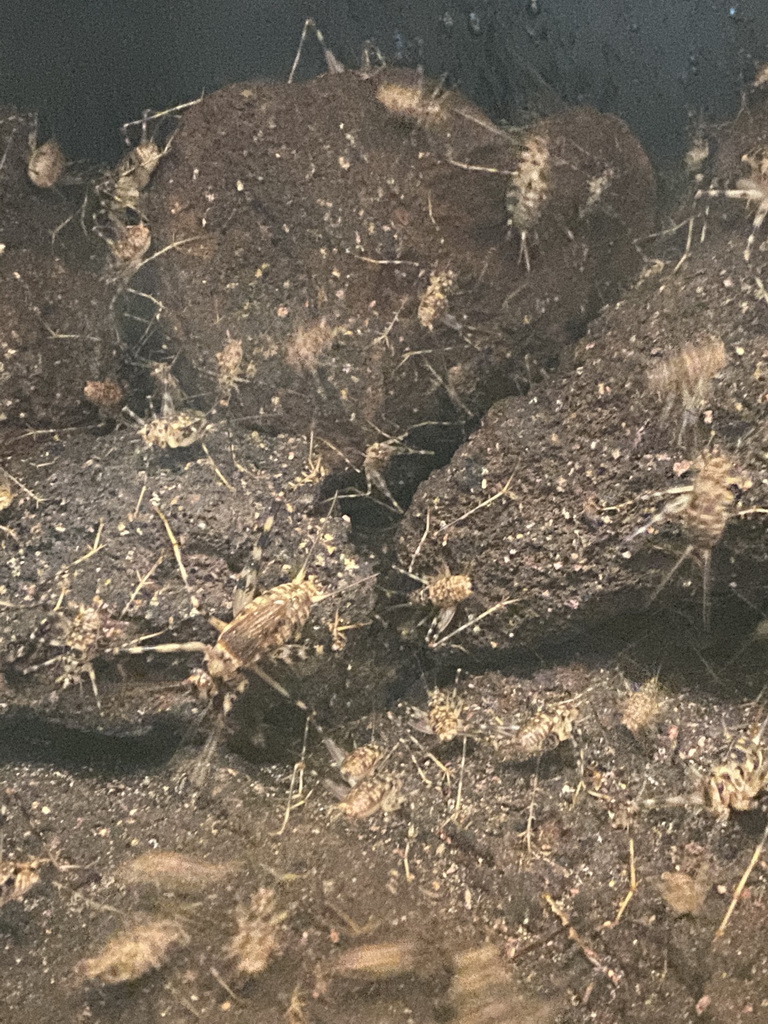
[412,570,473,642]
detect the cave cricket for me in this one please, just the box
[635,710,768,822]
[121,498,375,778]
[624,452,749,629]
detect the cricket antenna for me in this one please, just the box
[294,490,340,585]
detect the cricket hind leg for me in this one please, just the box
[644,544,695,614]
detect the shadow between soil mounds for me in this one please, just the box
[0,709,188,774]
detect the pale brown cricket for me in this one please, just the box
[323,737,387,784]
[637,717,768,822]
[327,775,403,820]
[96,110,169,227]
[361,430,432,514]
[695,146,768,261]
[505,134,549,273]
[226,888,288,976]
[215,332,244,408]
[124,573,322,716]
[77,916,189,985]
[22,595,122,711]
[124,363,209,449]
[620,675,668,737]
[417,267,457,331]
[398,510,474,643]
[408,684,474,745]
[0,859,44,907]
[705,726,768,820]
[27,137,66,189]
[414,569,474,644]
[83,378,126,415]
[449,944,555,1024]
[646,335,727,447]
[106,220,152,271]
[121,501,371,759]
[627,452,745,629]
[488,705,579,762]
[0,465,13,512]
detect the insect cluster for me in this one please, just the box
[705,723,768,820]
[93,113,170,273]
[496,705,579,762]
[410,685,580,762]
[637,714,768,823]
[324,738,402,819]
[331,936,554,1024]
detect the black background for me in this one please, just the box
[2,0,767,165]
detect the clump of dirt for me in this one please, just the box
[0,107,122,426]
[2,655,768,1024]
[394,92,768,659]
[6,57,768,1024]
[0,422,381,736]
[145,68,655,463]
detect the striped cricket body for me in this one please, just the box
[213,577,321,671]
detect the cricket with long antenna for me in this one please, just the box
[121,498,376,750]
[626,452,747,629]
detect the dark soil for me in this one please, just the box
[146,68,654,464]
[0,108,121,426]
[2,72,768,1024]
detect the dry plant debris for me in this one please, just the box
[655,870,711,917]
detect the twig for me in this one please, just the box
[2,469,43,505]
[133,480,147,518]
[521,770,539,862]
[201,441,234,490]
[436,473,516,534]
[152,501,199,614]
[450,737,468,822]
[70,519,105,566]
[543,893,623,987]
[122,96,203,129]
[272,717,311,836]
[134,235,202,271]
[209,966,245,1004]
[608,837,637,928]
[353,254,420,266]
[430,598,519,648]
[120,555,164,617]
[408,511,431,575]
[714,821,768,941]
